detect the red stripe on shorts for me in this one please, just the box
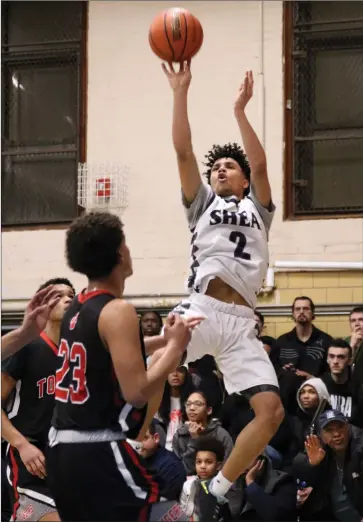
[123,441,159,504]
[9,446,20,520]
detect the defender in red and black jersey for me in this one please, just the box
[47,212,199,522]
[1,279,75,522]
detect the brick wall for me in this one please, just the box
[259,271,363,338]
[2,1,363,306]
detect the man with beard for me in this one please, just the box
[274,297,332,415]
[276,297,332,380]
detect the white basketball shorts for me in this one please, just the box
[172,293,279,395]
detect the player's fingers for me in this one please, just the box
[186,317,204,329]
[27,461,39,477]
[169,62,176,73]
[41,287,60,306]
[161,62,170,77]
[48,295,61,310]
[27,286,53,310]
[33,457,46,478]
[37,451,45,464]
[165,312,176,326]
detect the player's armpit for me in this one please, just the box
[177,152,202,206]
[99,300,148,408]
[1,371,16,402]
[1,373,28,449]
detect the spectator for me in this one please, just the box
[291,378,331,452]
[188,355,225,416]
[277,296,332,379]
[321,339,354,420]
[140,310,163,337]
[254,310,278,360]
[173,391,233,475]
[238,451,297,521]
[139,421,186,501]
[157,365,196,451]
[346,306,363,427]
[345,306,363,360]
[179,436,241,521]
[293,410,363,521]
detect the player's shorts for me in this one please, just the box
[47,428,160,521]
[172,293,279,396]
[6,443,56,521]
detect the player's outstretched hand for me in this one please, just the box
[162,60,192,92]
[164,313,192,351]
[22,285,61,342]
[18,441,47,479]
[182,315,204,330]
[235,70,254,113]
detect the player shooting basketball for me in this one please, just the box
[162,63,284,513]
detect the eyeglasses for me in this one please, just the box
[185,401,206,408]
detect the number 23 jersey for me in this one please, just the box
[185,183,275,308]
[52,290,147,436]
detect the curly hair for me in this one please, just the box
[203,143,251,188]
[66,212,125,279]
[38,278,75,295]
[194,435,225,462]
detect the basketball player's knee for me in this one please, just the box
[252,392,284,431]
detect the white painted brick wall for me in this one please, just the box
[2,1,362,302]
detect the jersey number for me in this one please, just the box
[229,231,251,260]
[55,340,90,405]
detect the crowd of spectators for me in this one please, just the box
[139,298,363,521]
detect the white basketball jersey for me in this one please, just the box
[184,183,275,308]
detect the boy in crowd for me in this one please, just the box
[180,437,241,521]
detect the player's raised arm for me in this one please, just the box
[162,61,202,204]
[100,300,191,407]
[234,71,272,208]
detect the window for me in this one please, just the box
[284,1,363,218]
[2,1,87,226]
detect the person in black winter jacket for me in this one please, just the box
[238,451,297,521]
[292,409,363,521]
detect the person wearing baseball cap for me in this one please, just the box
[292,409,363,521]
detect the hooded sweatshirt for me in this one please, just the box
[172,418,233,475]
[292,377,331,451]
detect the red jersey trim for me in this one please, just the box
[40,331,58,356]
[78,289,115,304]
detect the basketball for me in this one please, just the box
[149,7,203,63]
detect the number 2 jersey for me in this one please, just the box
[51,290,147,438]
[185,183,275,308]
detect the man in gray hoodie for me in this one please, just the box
[172,391,233,475]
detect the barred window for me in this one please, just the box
[2,1,86,226]
[284,1,363,218]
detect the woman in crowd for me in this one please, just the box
[157,365,196,451]
[173,390,233,475]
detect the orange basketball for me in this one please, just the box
[149,7,203,63]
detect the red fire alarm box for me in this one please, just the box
[96,178,111,198]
